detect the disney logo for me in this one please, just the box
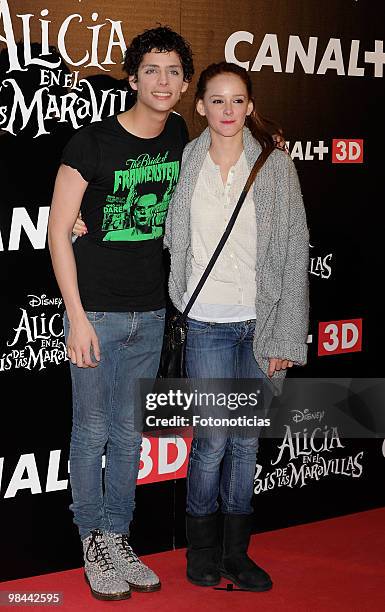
[291,409,325,424]
[28,295,63,308]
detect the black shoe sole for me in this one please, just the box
[129,581,161,592]
[84,572,131,600]
[220,570,273,592]
[187,574,221,587]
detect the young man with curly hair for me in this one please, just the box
[48,26,193,601]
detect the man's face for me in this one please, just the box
[129,49,188,113]
[133,194,157,227]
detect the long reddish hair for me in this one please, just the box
[194,61,279,152]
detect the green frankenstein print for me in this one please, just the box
[102,152,180,241]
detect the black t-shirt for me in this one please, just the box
[61,112,189,311]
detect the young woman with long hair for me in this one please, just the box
[165,61,309,592]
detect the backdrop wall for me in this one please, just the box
[1,0,384,581]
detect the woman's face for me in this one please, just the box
[196,73,253,139]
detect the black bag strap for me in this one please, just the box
[181,146,274,322]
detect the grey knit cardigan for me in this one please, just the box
[164,127,309,391]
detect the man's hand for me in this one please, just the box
[67,314,101,368]
[273,131,288,152]
[268,357,293,377]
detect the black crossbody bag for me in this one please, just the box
[158,146,274,378]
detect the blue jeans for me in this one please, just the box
[185,318,266,516]
[63,309,165,539]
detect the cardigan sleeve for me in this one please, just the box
[163,194,172,250]
[164,141,194,250]
[263,156,310,365]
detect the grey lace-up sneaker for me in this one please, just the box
[83,530,131,600]
[105,532,161,592]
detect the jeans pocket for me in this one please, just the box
[86,311,106,322]
[187,318,212,334]
[149,308,166,320]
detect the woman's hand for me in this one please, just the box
[268,357,293,377]
[72,211,87,237]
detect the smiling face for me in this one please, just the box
[196,73,253,139]
[129,49,189,113]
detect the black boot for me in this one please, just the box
[186,512,221,586]
[220,514,272,591]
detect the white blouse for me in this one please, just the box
[182,150,257,322]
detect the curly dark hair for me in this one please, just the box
[123,26,194,82]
